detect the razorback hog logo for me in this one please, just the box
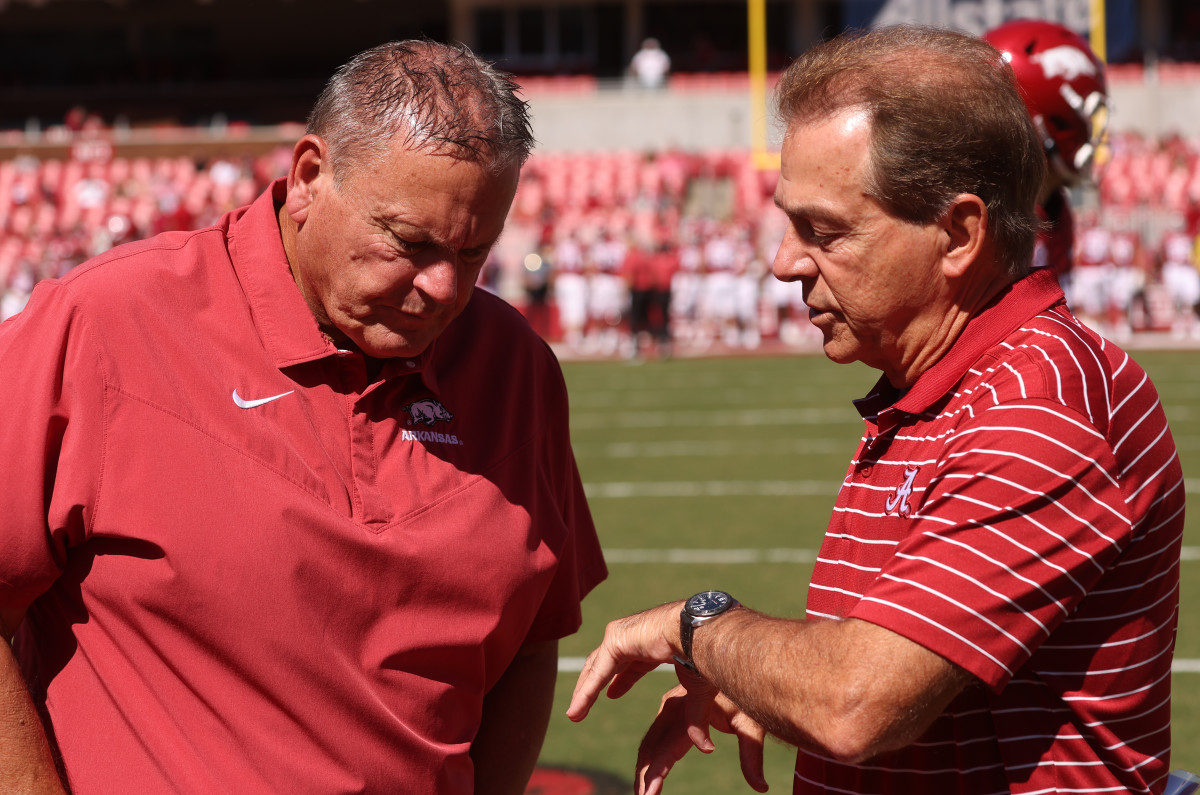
[404,398,453,427]
[1031,45,1097,81]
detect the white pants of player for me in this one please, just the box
[703,271,738,322]
[1071,264,1112,319]
[671,272,702,321]
[588,273,626,324]
[1109,266,1143,312]
[1163,261,1200,308]
[555,273,589,339]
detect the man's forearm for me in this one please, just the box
[1,638,66,793]
[691,608,971,762]
[568,600,971,767]
[471,639,558,795]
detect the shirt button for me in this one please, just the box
[405,361,417,369]
[859,464,873,478]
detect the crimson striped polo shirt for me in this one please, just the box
[798,269,1185,795]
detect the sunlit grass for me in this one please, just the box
[539,349,1200,791]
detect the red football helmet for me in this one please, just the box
[985,19,1109,184]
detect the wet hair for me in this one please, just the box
[306,39,534,181]
[774,25,1045,278]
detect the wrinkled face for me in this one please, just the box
[772,110,947,384]
[288,139,519,358]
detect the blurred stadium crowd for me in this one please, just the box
[3,113,1200,355]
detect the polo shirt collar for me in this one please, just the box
[226,178,441,393]
[854,268,1064,428]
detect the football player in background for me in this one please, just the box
[984,20,1109,308]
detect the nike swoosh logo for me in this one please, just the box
[232,389,294,409]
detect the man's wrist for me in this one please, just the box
[672,654,699,674]
[675,591,740,675]
[661,601,692,670]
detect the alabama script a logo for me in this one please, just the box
[884,466,920,517]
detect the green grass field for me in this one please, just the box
[535,348,1200,793]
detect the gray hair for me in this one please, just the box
[775,25,1045,279]
[307,39,535,181]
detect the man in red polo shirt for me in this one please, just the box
[568,26,1182,795]
[0,41,606,794]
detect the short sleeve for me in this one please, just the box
[0,280,106,613]
[522,352,606,645]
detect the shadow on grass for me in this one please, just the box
[526,766,630,794]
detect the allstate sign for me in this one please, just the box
[871,0,1091,36]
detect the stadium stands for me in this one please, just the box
[2,114,1199,352]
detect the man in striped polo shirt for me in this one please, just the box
[568,24,1185,795]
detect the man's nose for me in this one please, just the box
[415,258,459,305]
[772,229,817,283]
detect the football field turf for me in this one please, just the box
[535,348,1200,792]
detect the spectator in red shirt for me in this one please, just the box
[645,236,679,356]
[624,233,678,359]
[568,25,1183,795]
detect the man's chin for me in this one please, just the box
[359,339,431,359]
[355,327,438,359]
[820,336,859,366]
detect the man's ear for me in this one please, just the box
[284,135,329,225]
[940,194,988,279]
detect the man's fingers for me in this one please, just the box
[707,693,769,792]
[632,684,771,794]
[567,650,618,721]
[568,605,681,723]
[635,687,696,795]
[677,663,718,753]
[604,661,660,700]
[732,711,769,793]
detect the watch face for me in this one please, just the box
[687,590,733,617]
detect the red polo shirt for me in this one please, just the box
[0,180,606,793]
[799,269,1184,794]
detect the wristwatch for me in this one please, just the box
[673,590,740,674]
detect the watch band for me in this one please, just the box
[673,591,739,675]
[672,653,699,674]
[673,617,700,673]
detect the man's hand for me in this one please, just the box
[566,602,681,723]
[570,598,976,791]
[635,674,769,795]
[567,604,770,794]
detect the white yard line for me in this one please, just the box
[579,438,850,458]
[570,407,854,429]
[602,548,818,564]
[585,480,1200,497]
[578,549,1200,674]
[558,656,1200,674]
[600,547,1200,562]
[584,480,843,498]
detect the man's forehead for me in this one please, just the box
[784,105,872,148]
[777,110,871,194]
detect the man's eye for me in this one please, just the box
[795,219,837,247]
[461,248,489,265]
[808,225,841,248]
